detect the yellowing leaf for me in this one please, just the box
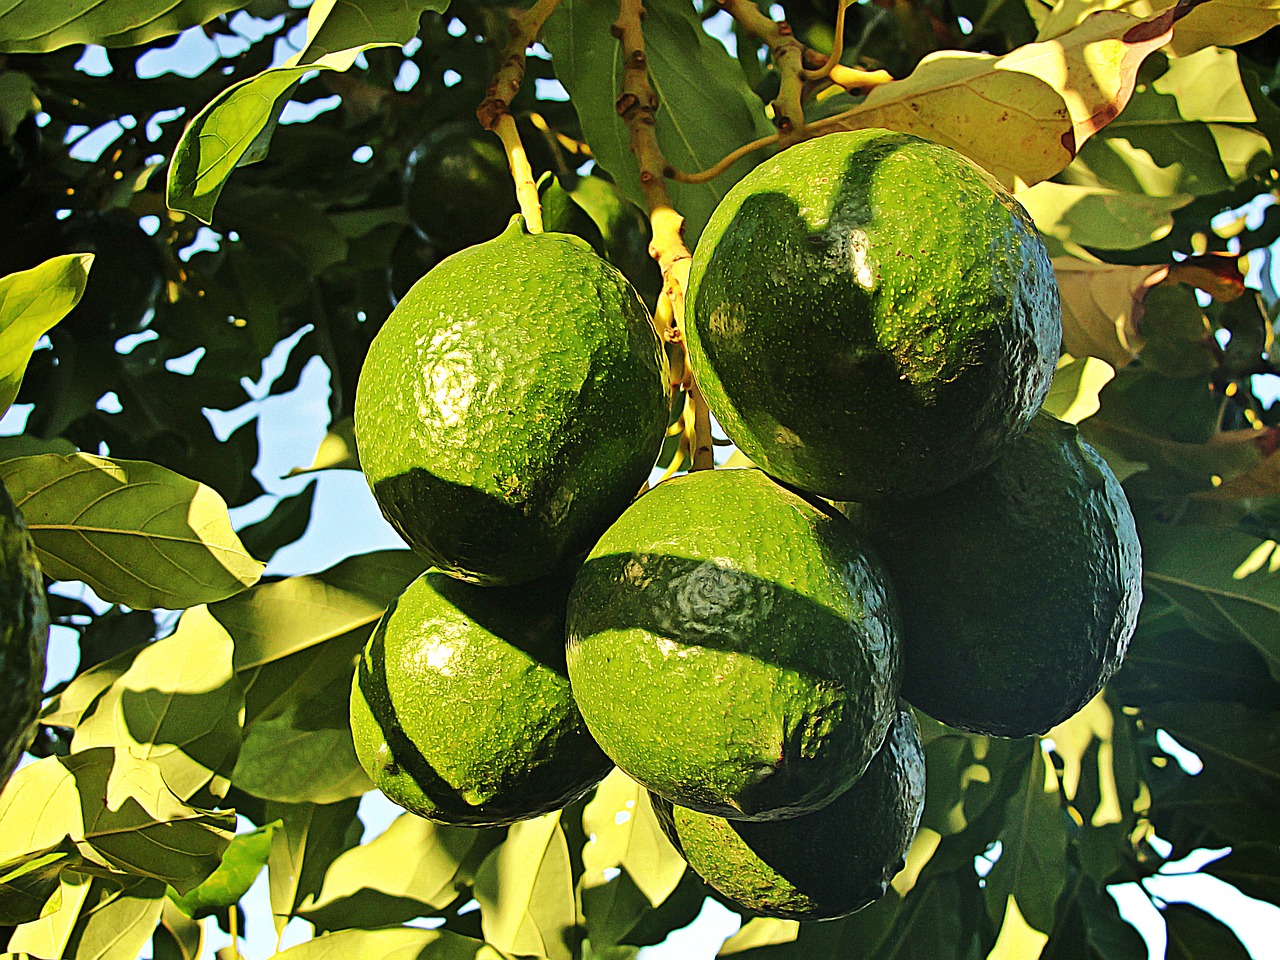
[0,253,92,416]
[1167,0,1280,55]
[1054,257,1171,367]
[808,7,1177,189]
[0,453,263,610]
[1045,356,1118,424]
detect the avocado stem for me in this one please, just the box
[493,113,544,233]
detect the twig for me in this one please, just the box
[613,0,714,471]
[715,0,806,136]
[669,131,780,185]
[475,0,565,233]
[799,0,853,81]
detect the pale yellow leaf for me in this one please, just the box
[1053,257,1171,367]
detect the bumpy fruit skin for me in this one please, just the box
[566,468,902,821]
[856,413,1142,737]
[349,569,613,826]
[685,128,1061,502]
[355,215,670,585]
[654,706,925,921]
[1,482,49,786]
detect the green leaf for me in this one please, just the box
[0,453,264,610]
[1142,702,1280,801]
[237,481,318,563]
[474,811,580,960]
[213,549,425,670]
[1201,844,1280,905]
[580,769,686,948]
[293,0,451,67]
[1018,180,1192,250]
[1139,520,1280,680]
[153,897,204,960]
[167,821,276,919]
[269,926,500,959]
[542,0,774,246]
[70,606,243,803]
[7,873,166,960]
[0,750,235,895]
[0,840,78,925]
[229,627,372,804]
[297,812,500,931]
[1162,902,1251,960]
[0,253,92,417]
[983,743,1069,936]
[265,799,363,938]
[286,418,359,476]
[0,0,246,52]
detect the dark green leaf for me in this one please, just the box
[1162,901,1251,960]
[237,482,318,564]
[542,0,773,246]
[1201,844,1280,905]
[265,799,363,938]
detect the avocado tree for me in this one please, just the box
[1,0,1280,957]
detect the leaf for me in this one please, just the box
[542,0,774,246]
[1162,902,1251,960]
[286,418,358,475]
[212,549,425,670]
[236,481,317,563]
[0,0,246,52]
[473,812,579,960]
[1166,0,1280,55]
[269,926,502,960]
[168,822,276,919]
[1138,519,1280,679]
[264,799,363,938]
[1053,258,1169,368]
[0,840,78,925]
[167,0,444,224]
[983,744,1069,936]
[0,453,264,610]
[153,898,204,960]
[1201,844,1280,904]
[580,769,687,948]
[809,8,1177,191]
[1142,702,1280,800]
[1017,180,1192,250]
[70,608,243,804]
[0,253,92,417]
[8,873,166,960]
[0,750,235,896]
[297,812,500,931]
[1044,356,1117,425]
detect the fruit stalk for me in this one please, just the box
[613,0,713,470]
[715,0,806,135]
[476,0,565,233]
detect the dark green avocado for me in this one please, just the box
[354,215,671,586]
[685,127,1061,502]
[349,568,613,826]
[855,412,1142,737]
[653,705,926,921]
[1,481,49,786]
[566,467,902,821]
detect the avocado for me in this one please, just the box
[1,481,49,786]
[685,128,1061,502]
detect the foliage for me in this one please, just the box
[1,0,1280,957]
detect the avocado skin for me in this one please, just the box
[355,217,670,586]
[1,482,49,786]
[856,413,1142,737]
[566,467,902,822]
[685,128,1061,502]
[653,706,925,921]
[349,568,612,827]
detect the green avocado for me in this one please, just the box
[565,467,902,821]
[1,481,49,786]
[855,412,1142,737]
[354,215,671,585]
[653,705,925,921]
[349,568,613,826]
[685,128,1061,502]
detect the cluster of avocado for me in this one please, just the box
[348,127,1142,922]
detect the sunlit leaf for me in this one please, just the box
[297,812,499,931]
[474,811,579,960]
[0,0,246,52]
[8,873,165,960]
[1044,356,1117,425]
[0,453,263,609]
[0,253,91,417]
[269,925,502,959]
[286,419,358,476]
[1053,258,1169,368]
[265,799,362,938]
[1018,180,1192,250]
[809,8,1177,190]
